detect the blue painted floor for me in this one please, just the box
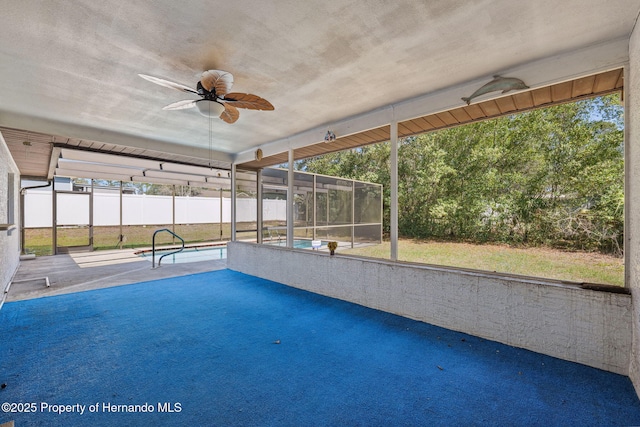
[1,269,639,426]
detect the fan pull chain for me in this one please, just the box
[208,101,212,168]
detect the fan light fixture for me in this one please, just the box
[139,70,274,124]
[196,100,226,118]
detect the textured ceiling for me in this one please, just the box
[1,0,639,174]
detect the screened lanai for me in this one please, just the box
[19,161,382,256]
[3,1,640,425]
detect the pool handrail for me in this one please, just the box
[152,229,185,268]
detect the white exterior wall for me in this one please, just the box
[0,133,21,290]
[228,242,632,375]
[628,22,640,394]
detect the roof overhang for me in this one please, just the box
[2,64,625,180]
[1,2,637,179]
[237,38,628,169]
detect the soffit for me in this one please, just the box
[239,68,624,169]
[3,68,625,179]
[1,127,231,180]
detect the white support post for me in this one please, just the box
[89,179,94,250]
[287,148,294,248]
[172,184,176,242]
[351,180,355,248]
[390,118,399,261]
[257,169,263,244]
[219,189,223,241]
[52,179,57,254]
[231,163,237,241]
[313,174,317,241]
[624,64,630,288]
[119,181,123,249]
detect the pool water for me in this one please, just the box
[267,239,324,249]
[138,239,325,264]
[139,246,227,264]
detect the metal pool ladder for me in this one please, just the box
[152,229,185,269]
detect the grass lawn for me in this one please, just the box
[23,223,258,256]
[341,239,624,286]
[24,227,624,286]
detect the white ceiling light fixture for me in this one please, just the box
[196,100,226,118]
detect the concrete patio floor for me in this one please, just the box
[5,249,226,302]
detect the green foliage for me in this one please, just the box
[298,95,624,255]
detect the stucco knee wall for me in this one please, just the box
[228,242,631,375]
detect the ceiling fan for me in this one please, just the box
[138,70,274,124]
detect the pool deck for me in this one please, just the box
[5,239,355,303]
[6,249,226,302]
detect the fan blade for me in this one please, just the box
[162,100,197,110]
[220,103,240,124]
[201,70,234,96]
[223,93,274,110]
[138,74,198,94]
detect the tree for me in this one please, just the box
[295,95,624,254]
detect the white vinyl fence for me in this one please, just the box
[24,190,286,227]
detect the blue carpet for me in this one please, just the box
[1,269,639,426]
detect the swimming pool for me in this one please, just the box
[137,245,227,264]
[267,239,325,249]
[136,239,325,264]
